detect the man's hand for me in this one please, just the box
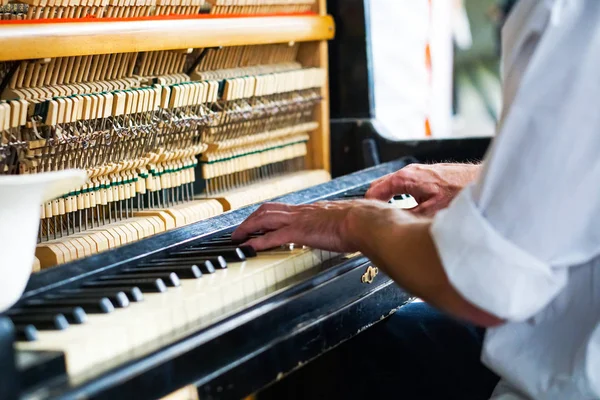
[231,200,401,252]
[232,198,503,327]
[365,163,481,216]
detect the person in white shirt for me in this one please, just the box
[234,0,600,398]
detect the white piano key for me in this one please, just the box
[16,247,336,383]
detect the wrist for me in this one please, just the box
[438,162,482,189]
[463,163,482,183]
[344,203,422,252]
[343,204,370,251]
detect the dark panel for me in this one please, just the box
[326,0,374,119]
[330,119,492,177]
[197,281,410,400]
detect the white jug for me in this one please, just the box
[0,169,87,312]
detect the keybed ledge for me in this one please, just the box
[0,14,335,62]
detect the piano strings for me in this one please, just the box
[0,9,332,270]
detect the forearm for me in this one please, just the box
[348,206,503,327]
[436,162,482,188]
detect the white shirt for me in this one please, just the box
[430,0,600,398]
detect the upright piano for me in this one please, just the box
[0,0,490,398]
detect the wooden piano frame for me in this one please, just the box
[0,3,418,399]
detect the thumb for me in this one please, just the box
[365,174,410,201]
[408,198,440,217]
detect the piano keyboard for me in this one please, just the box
[7,157,420,398]
[15,231,339,383]
[12,180,418,385]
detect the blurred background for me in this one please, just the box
[369,0,513,140]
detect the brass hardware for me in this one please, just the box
[361,265,378,284]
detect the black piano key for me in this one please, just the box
[146,256,226,270]
[59,287,144,302]
[46,291,130,308]
[188,244,257,258]
[217,232,264,239]
[139,260,217,274]
[209,256,228,269]
[195,261,216,274]
[99,273,180,287]
[9,307,87,324]
[237,245,256,257]
[9,314,69,331]
[14,324,38,341]
[202,238,243,245]
[169,247,246,262]
[123,266,202,279]
[83,278,167,293]
[25,298,114,314]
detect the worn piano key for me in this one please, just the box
[389,194,418,209]
[99,272,180,287]
[192,261,216,274]
[150,255,225,269]
[24,298,114,314]
[209,232,264,241]
[82,278,168,293]
[15,325,39,342]
[169,247,246,262]
[45,291,130,308]
[202,238,243,245]
[58,287,144,302]
[10,314,69,331]
[9,307,87,324]
[122,265,202,279]
[188,244,257,258]
[140,259,218,274]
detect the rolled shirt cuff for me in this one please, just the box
[430,186,567,321]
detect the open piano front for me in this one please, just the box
[0,1,424,398]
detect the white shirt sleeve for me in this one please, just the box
[430,0,600,321]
